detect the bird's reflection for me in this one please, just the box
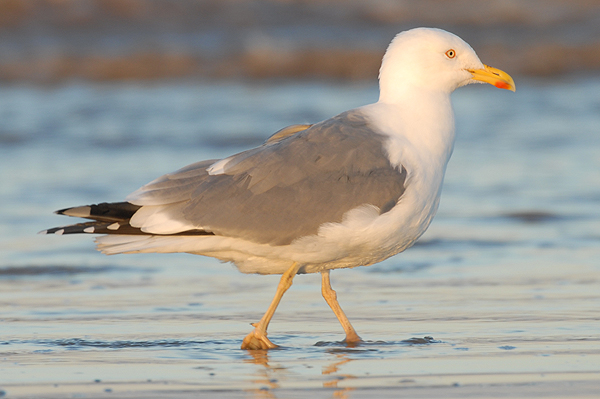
[244,348,356,399]
[322,352,356,398]
[244,350,282,398]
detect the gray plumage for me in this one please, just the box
[127,109,407,245]
[45,110,407,246]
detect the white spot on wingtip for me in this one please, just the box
[55,229,64,236]
[38,230,48,235]
[107,222,120,230]
[83,227,95,233]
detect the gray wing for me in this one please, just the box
[128,110,407,245]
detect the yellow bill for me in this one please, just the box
[468,64,516,92]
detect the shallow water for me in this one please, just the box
[1,78,600,398]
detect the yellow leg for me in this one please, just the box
[321,270,361,344]
[241,262,301,350]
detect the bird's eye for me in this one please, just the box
[445,49,456,59]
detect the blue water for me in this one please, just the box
[1,78,599,398]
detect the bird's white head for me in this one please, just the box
[378,27,515,103]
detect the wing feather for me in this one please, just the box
[125,110,407,245]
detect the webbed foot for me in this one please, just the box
[241,325,278,350]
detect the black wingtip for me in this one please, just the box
[54,202,141,222]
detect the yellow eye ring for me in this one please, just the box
[445,49,456,59]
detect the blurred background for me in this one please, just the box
[1,0,599,303]
[1,0,599,82]
[2,1,600,397]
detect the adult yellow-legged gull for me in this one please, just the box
[42,28,515,350]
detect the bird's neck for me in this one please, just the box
[367,88,456,170]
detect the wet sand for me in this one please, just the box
[2,251,599,398]
[1,79,599,398]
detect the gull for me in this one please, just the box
[42,27,515,350]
